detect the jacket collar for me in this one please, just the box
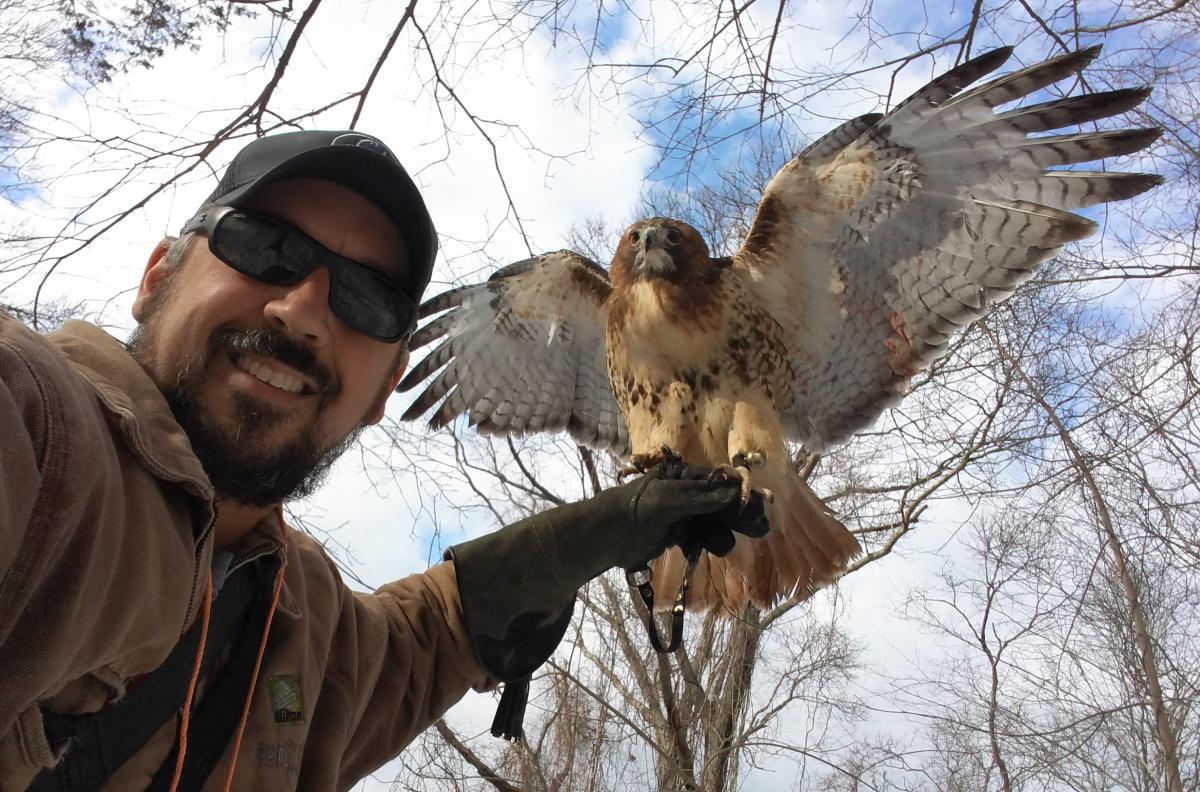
[49,321,215,502]
[226,509,301,619]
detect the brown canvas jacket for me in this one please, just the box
[0,312,491,791]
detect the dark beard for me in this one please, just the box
[129,319,362,507]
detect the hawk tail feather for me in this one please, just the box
[650,460,860,613]
[753,462,860,606]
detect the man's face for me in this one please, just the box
[130,178,411,506]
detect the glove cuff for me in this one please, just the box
[445,476,670,680]
[446,536,576,681]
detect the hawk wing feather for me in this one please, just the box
[398,252,630,455]
[734,45,1162,450]
[793,113,885,162]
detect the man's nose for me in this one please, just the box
[262,266,334,344]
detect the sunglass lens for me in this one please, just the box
[330,266,414,341]
[212,212,312,285]
[209,209,412,341]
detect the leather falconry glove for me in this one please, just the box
[445,459,768,739]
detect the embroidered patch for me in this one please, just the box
[267,675,304,725]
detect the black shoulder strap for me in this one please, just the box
[145,569,274,792]
[31,562,263,792]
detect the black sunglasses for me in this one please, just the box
[181,206,417,342]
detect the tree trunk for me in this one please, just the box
[990,328,1185,792]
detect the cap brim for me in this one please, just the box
[218,146,436,300]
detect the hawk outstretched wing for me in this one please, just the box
[398,251,629,455]
[733,45,1161,450]
[399,45,1160,612]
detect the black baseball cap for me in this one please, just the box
[189,130,438,302]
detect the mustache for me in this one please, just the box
[211,326,338,397]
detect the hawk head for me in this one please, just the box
[611,218,712,284]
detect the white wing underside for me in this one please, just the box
[399,253,630,456]
[736,46,1160,450]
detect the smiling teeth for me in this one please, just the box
[238,356,305,394]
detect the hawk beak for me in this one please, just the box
[634,226,676,276]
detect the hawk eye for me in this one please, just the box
[630,230,641,243]
[666,228,682,245]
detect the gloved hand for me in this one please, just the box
[598,458,769,568]
[446,460,768,684]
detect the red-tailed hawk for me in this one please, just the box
[399,46,1160,614]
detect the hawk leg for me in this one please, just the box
[710,451,774,507]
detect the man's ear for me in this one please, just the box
[132,239,176,322]
[365,349,410,426]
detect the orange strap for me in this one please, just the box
[219,517,289,791]
[168,518,289,792]
[167,574,213,792]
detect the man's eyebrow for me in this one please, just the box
[306,233,401,283]
[364,242,412,285]
[358,255,408,285]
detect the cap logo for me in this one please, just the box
[331,132,397,163]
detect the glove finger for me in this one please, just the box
[739,490,768,523]
[731,496,770,538]
[644,460,672,479]
[670,478,744,513]
[673,517,736,557]
[710,490,769,538]
[699,522,737,557]
[647,460,724,483]
[676,463,721,482]
[643,476,740,506]
[733,511,769,539]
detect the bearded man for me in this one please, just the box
[0,130,765,791]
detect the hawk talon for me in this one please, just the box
[734,465,754,506]
[710,459,773,508]
[706,463,739,486]
[618,444,683,480]
[615,464,641,482]
[657,444,684,466]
